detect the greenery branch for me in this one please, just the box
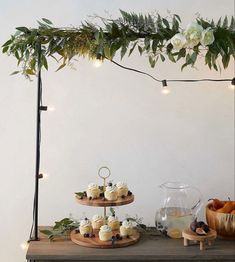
[40,217,80,241]
[2,11,234,79]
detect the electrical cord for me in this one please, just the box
[110,58,234,85]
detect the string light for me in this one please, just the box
[39,105,56,111]
[93,59,103,68]
[38,173,49,179]
[20,241,29,250]
[42,173,49,179]
[47,105,56,111]
[93,53,103,68]
[161,80,171,95]
[228,77,235,90]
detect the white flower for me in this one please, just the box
[200,28,215,46]
[184,22,203,48]
[170,33,187,50]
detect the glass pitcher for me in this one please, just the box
[155,182,202,238]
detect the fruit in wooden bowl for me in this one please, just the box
[206,199,235,239]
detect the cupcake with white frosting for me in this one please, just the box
[98,225,112,241]
[86,183,100,199]
[91,214,104,230]
[107,215,120,230]
[116,182,128,197]
[120,219,133,237]
[79,218,92,235]
[104,185,118,201]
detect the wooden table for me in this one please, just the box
[26,227,235,262]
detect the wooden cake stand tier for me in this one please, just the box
[76,195,134,207]
[71,229,140,249]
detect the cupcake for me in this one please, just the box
[116,182,128,197]
[86,183,100,199]
[79,218,92,235]
[104,185,118,201]
[91,214,104,230]
[107,215,120,230]
[120,219,133,237]
[99,225,113,241]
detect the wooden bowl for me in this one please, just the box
[206,203,235,240]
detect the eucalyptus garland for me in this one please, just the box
[2,10,235,78]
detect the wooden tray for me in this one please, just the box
[76,195,134,207]
[71,229,140,248]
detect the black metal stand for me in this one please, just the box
[31,47,42,241]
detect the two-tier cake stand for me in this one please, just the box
[70,167,140,248]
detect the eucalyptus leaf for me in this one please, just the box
[10,71,20,75]
[40,229,53,236]
[42,18,53,25]
[55,63,66,72]
[15,27,30,33]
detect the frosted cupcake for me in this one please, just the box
[107,215,120,230]
[79,218,92,235]
[120,219,133,237]
[98,225,112,241]
[116,182,128,197]
[104,185,118,201]
[91,214,104,230]
[86,183,100,199]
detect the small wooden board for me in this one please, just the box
[182,228,217,251]
[70,229,140,249]
[76,194,134,207]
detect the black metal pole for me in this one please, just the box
[33,45,42,241]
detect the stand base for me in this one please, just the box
[182,228,217,251]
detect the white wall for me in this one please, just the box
[0,0,234,261]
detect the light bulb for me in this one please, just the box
[41,172,49,179]
[228,84,235,90]
[228,78,235,90]
[42,173,49,179]
[47,105,56,111]
[20,241,29,250]
[93,59,103,68]
[161,87,171,95]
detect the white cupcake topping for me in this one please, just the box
[92,214,103,222]
[108,215,118,222]
[105,185,117,193]
[99,225,112,233]
[122,220,133,229]
[80,218,91,227]
[116,182,128,189]
[88,183,99,190]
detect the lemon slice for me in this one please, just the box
[167,228,182,238]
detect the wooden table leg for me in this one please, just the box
[208,240,213,246]
[184,238,188,246]
[200,241,205,251]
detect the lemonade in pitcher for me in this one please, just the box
[155,182,202,238]
[155,207,193,238]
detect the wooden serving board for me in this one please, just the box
[76,194,134,207]
[70,229,140,248]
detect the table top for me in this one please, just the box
[26,227,235,262]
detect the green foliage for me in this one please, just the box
[2,12,235,78]
[40,217,80,241]
[126,215,147,232]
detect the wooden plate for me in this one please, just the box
[76,195,134,207]
[71,229,140,248]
